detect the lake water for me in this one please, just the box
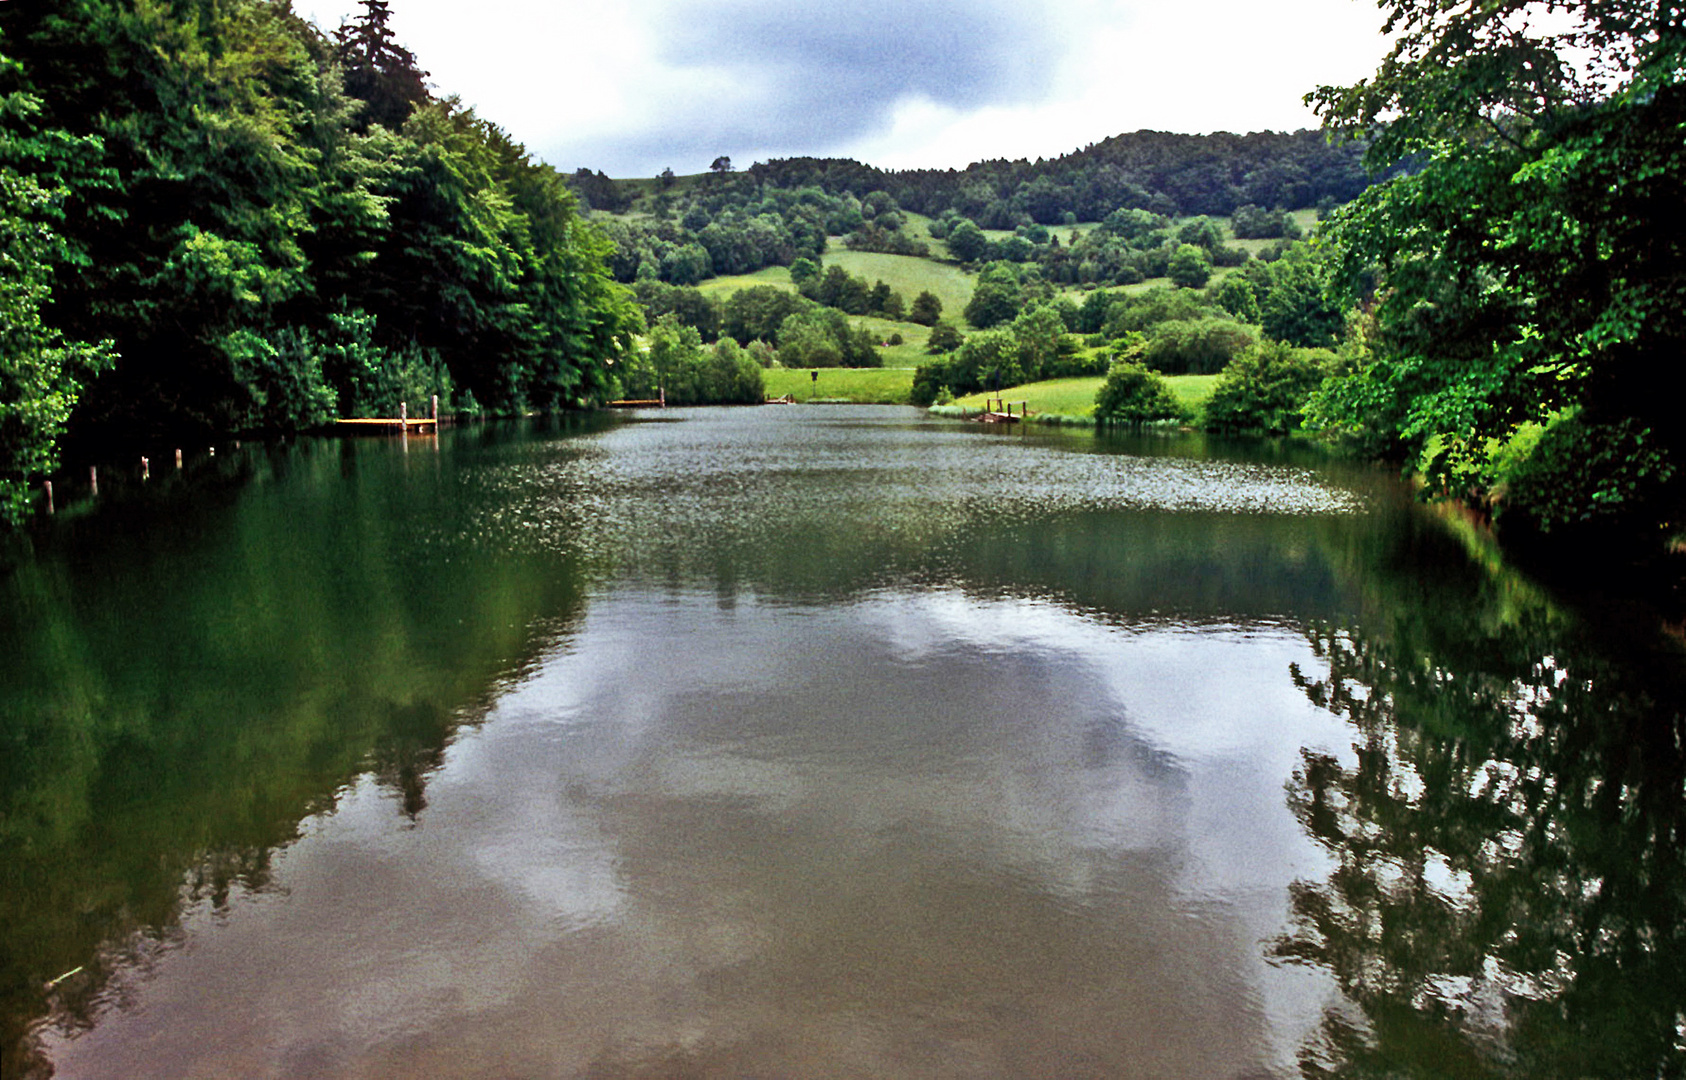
[4,406,1683,1078]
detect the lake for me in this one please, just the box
[4,406,1682,1078]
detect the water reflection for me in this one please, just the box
[1274,569,1686,1075]
[41,589,1351,1079]
[4,407,1681,1078]
[1,432,594,1080]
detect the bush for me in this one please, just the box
[1202,342,1329,434]
[1094,359,1186,424]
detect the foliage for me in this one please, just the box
[925,321,963,354]
[1141,317,1257,375]
[1166,243,1212,288]
[0,72,113,522]
[1093,358,1186,424]
[632,314,764,404]
[1229,203,1300,240]
[908,289,942,326]
[1306,0,1686,539]
[1497,413,1678,536]
[0,0,640,476]
[722,284,807,344]
[775,308,880,369]
[1201,341,1329,434]
[333,0,428,132]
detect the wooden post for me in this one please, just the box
[89,466,98,496]
[659,386,666,408]
[44,480,53,515]
[400,400,407,427]
[176,448,183,468]
[141,456,149,480]
[431,394,439,425]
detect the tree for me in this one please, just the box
[1166,243,1211,289]
[334,0,430,132]
[1201,342,1329,434]
[0,78,113,521]
[710,155,732,174]
[908,290,942,326]
[925,321,963,354]
[1306,0,1686,536]
[1010,304,1065,383]
[946,218,987,262]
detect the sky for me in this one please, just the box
[294,0,1397,178]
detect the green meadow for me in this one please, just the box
[820,250,976,325]
[951,373,1218,421]
[696,251,972,330]
[762,366,917,403]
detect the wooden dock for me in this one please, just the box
[335,417,438,431]
[336,398,442,433]
[961,398,1031,423]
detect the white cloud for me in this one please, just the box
[293,0,1393,176]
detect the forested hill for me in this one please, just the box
[0,0,639,521]
[569,129,1372,225]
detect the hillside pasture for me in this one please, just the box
[952,373,1218,420]
[762,366,916,403]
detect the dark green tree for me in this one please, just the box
[1166,243,1212,289]
[1201,341,1329,434]
[925,321,963,354]
[908,290,943,326]
[334,0,430,132]
[945,218,987,262]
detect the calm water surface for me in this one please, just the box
[3,406,1683,1078]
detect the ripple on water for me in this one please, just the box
[456,411,1368,560]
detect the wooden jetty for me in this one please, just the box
[961,397,1030,423]
[335,397,441,433]
[335,417,438,432]
[607,388,667,408]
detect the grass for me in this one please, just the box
[762,366,916,404]
[820,250,975,325]
[694,266,795,299]
[950,373,1219,422]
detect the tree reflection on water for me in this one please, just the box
[1275,587,1686,1077]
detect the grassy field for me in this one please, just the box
[694,247,972,330]
[762,366,916,404]
[694,265,794,299]
[821,250,976,325]
[952,373,1219,420]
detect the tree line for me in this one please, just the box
[1,0,640,522]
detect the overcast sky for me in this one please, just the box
[294,0,1396,178]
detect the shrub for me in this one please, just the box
[1094,359,1186,424]
[1202,342,1329,434]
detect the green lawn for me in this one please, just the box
[762,366,916,404]
[952,373,1218,420]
